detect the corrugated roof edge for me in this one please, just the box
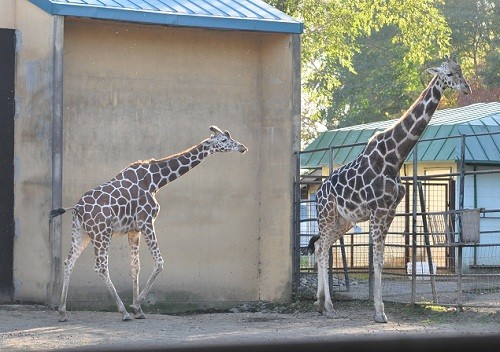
[28,0,304,34]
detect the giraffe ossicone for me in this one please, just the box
[50,126,247,322]
[312,57,470,323]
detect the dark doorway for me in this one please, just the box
[0,28,16,302]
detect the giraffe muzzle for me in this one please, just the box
[238,144,248,153]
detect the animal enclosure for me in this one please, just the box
[294,130,500,308]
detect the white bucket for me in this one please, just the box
[406,262,437,280]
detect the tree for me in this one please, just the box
[268,0,451,144]
[438,0,499,106]
[328,27,421,128]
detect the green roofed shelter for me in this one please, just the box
[301,102,500,169]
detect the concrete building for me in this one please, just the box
[0,0,302,311]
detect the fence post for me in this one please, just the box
[328,147,334,296]
[411,144,419,304]
[292,152,301,290]
[457,134,467,308]
[417,181,438,303]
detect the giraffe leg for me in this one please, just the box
[134,224,164,308]
[93,239,132,321]
[314,238,325,314]
[315,233,338,318]
[128,232,145,319]
[58,227,90,322]
[370,210,394,323]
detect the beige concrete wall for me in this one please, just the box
[60,18,298,310]
[0,0,16,29]
[11,0,55,302]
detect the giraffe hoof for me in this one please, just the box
[323,310,338,319]
[129,304,144,315]
[59,312,68,323]
[134,314,146,319]
[58,315,68,322]
[374,312,388,323]
[122,314,132,321]
[313,300,323,313]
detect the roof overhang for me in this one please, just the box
[29,0,303,34]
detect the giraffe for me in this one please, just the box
[50,126,247,322]
[313,57,470,323]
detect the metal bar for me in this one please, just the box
[399,168,500,181]
[327,147,335,296]
[457,134,467,307]
[293,152,303,289]
[339,237,350,291]
[368,229,374,300]
[417,181,438,303]
[411,144,418,304]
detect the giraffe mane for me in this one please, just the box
[127,140,210,167]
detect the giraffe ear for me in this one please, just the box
[224,130,231,138]
[210,126,223,135]
[427,67,441,75]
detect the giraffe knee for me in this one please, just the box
[94,260,108,275]
[155,259,164,272]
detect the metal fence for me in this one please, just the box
[293,131,500,308]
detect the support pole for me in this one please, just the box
[411,145,419,304]
[48,15,64,308]
[457,134,467,308]
[417,181,438,303]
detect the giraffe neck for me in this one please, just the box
[379,75,444,168]
[148,141,211,192]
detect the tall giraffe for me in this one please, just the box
[313,57,470,323]
[50,126,247,322]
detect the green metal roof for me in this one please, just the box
[301,102,500,168]
[29,0,303,34]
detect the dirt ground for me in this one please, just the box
[1,299,499,351]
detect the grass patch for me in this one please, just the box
[383,301,461,324]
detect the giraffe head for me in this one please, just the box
[206,126,248,154]
[426,56,471,95]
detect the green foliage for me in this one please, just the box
[269,0,497,144]
[438,0,498,74]
[481,49,500,87]
[328,26,421,128]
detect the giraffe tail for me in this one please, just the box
[49,207,76,218]
[307,235,320,255]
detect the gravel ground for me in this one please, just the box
[1,298,499,351]
[1,273,499,351]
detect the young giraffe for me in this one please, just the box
[50,126,247,322]
[313,57,470,323]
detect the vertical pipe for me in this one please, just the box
[473,165,478,266]
[339,236,350,291]
[368,231,374,300]
[292,152,301,290]
[411,144,419,304]
[48,15,64,308]
[457,134,466,307]
[291,34,301,294]
[328,147,334,297]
